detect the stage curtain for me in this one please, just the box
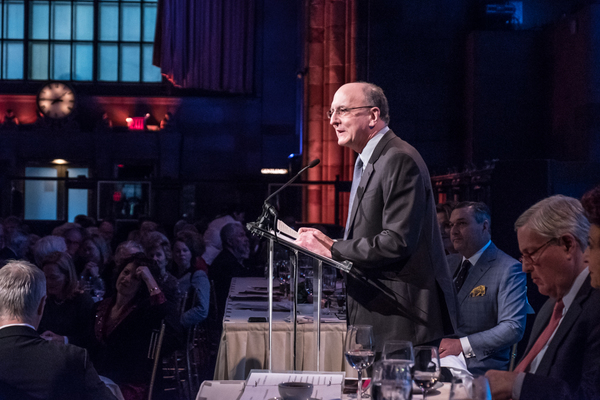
[153,0,255,93]
[305,0,357,225]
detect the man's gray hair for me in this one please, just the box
[361,82,390,125]
[0,260,46,321]
[514,195,590,251]
[33,235,67,266]
[220,222,244,249]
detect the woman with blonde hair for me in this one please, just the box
[37,251,95,347]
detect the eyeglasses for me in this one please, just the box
[519,238,557,265]
[327,105,375,119]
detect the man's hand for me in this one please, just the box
[439,338,463,357]
[485,370,518,400]
[40,330,66,343]
[295,228,334,258]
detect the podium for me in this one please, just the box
[246,221,352,372]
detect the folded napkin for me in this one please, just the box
[440,353,472,378]
[284,315,341,324]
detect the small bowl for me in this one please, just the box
[278,381,314,400]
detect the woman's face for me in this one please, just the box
[148,246,168,274]
[116,262,141,298]
[173,241,192,269]
[585,224,600,289]
[43,263,66,298]
[81,240,101,263]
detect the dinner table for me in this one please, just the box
[213,276,357,380]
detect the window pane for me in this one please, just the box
[142,4,156,42]
[120,44,139,81]
[68,189,88,222]
[29,42,48,80]
[99,43,118,81]
[51,43,71,80]
[5,1,24,39]
[3,41,23,79]
[142,44,160,82]
[25,167,58,221]
[73,43,92,80]
[30,2,49,40]
[74,3,94,40]
[99,3,118,41]
[51,2,71,40]
[121,3,141,42]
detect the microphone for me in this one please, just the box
[255,159,320,229]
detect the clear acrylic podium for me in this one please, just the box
[246,221,352,372]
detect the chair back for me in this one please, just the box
[147,320,166,400]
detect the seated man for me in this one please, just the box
[0,260,116,400]
[486,195,600,400]
[440,202,528,374]
[209,222,252,322]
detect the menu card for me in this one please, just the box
[240,371,344,400]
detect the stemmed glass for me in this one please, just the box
[345,325,375,398]
[371,360,413,400]
[382,340,414,363]
[412,346,441,400]
[450,373,492,400]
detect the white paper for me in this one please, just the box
[240,372,344,400]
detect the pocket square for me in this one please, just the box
[470,285,486,297]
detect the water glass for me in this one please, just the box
[382,340,414,363]
[345,325,375,398]
[449,373,492,400]
[371,360,412,400]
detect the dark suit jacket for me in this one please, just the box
[448,242,528,374]
[0,325,115,400]
[520,275,600,400]
[331,129,457,350]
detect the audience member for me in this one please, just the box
[88,253,180,400]
[98,219,116,250]
[25,233,40,263]
[61,225,85,258]
[486,195,600,400]
[440,202,528,374]
[0,228,29,265]
[172,231,210,328]
[0,260,115,400]
[202,205,245,265]
[2,215,22,238]
[582,185,600,289]
[437,202,457,254]
[37,252,95,347]
[210,222,253,323]
[142,231,181,304]
[32,235,68,267]
[77,235,110,299]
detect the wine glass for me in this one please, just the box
[322,266,337,313]
[382,340,414,363]
[345,325,375,398]
[371,360,413,400]
[412,346,441,399]
[450,373,492,400]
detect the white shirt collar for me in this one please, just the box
[0,323,36,331]
[357,126,389,169]
[561,266,589,311]
[462,240,492,267]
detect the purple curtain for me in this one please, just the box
[153,0,255,93]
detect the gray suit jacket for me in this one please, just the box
[331,129,457,350]
[448,242,528,374]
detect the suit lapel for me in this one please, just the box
[346,130,396,238]
[535,277,592,376]
[457,243,497,304]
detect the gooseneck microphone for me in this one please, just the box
[255,159,320,229]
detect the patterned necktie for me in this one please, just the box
[514,299,565,373]
[344,157,364,239]
[454,259,472,292]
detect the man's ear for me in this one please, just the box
[369,107,380,128]
[560,234,578,258]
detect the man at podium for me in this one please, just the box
[296,82,456,352]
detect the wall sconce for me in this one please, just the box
[51,159,68,165]
[261,168,288,175]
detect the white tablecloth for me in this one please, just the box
[213,277,355,380]
[196,379,450,400]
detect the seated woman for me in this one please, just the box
[78,234,110,300]
[38,251,95,347]
[172,231,210,328]
[142,231,181,304]
[88,253,180,400]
